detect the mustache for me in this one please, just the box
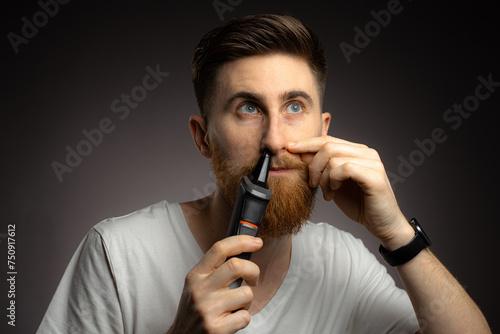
[270,154,306,170]
[210,143,308,183]
[240,153,306,175]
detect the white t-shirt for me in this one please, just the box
[37,200,419,334]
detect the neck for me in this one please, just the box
[181,189,292,282]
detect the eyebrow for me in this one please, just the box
[224,90,315,110]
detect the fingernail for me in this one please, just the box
[288,141,297,147]
[253,237,263,244]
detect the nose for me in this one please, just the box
[260,113,288,156]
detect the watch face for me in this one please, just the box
[412,218,432,246]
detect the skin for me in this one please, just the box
[168,54,491,334]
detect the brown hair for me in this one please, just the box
[191,14,327,118]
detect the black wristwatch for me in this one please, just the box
[379,218,431,266]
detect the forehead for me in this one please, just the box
[215,54,320,107]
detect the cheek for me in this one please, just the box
[289,119,323,141]
[210,123,260,162]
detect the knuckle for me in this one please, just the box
[210,240,226,257]
[367,147,380,159]
[239,286,254,301]
[239,310,252,325]
[342,161,354,171]
[323,141,336,154]
[327,157,338,169]
[375,160,385,170]
[226,257,243,273]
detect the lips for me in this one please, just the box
[269,166,293,176]
[266,155,305,176]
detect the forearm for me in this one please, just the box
[384,225,491,333]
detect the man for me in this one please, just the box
[38,14,490,333]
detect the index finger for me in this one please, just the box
[287,136,366,153]
[196,235,263,274]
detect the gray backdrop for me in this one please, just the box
[2,0,499,333]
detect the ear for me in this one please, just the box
[189,115,212,158]
[321,112,331,136]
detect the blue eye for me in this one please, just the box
[238,103,258,114]
[286,103,302,113]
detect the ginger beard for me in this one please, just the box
[210,141,317,240]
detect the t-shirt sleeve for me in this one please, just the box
[37,228,125,334]
[347,236,420,334]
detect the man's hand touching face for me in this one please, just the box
[287,136,411,248]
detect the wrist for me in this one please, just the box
[379,217,432,267]
[378,216,415,251]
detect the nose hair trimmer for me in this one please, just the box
[226,150,272,289]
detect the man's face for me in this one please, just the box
[207,54,330,239]
[208,54,328,165]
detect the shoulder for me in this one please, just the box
[92,201,184,248]
[84,200,192,277]
[92,200,178,244]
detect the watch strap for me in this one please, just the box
[379,218,431,266]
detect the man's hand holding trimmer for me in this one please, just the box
[167,235,263,334]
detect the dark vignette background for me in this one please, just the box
[2,0,499,333]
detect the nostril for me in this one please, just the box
[260,146,287,157]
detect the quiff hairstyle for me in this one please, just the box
[191,14,328,118]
